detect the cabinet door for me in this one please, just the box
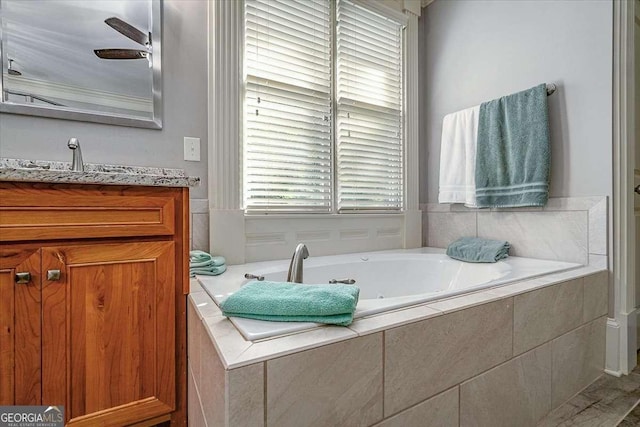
[41,242,175,426]
[0,247,41,405]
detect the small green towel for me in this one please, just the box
[189,250,226,278]
[190,250,225,267]
[446,237,510,263]
[475,84,550,207]
[220,281,360,326]
[190,264,227,278]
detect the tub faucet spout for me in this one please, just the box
[287,243,309,283]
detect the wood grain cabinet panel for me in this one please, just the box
[0,248,41,406]
[41,242,176,426]
[0,183,175,241]
[0,183,189,426]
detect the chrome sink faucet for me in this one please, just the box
[67,137,83,171]
[287,243,309,283]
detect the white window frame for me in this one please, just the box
[208,0,420,264]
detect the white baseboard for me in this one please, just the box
[637,310,640,351]
[623,308,639,373]
[607,311,639,376]
[606,317,622,376]
[604,368,623,377]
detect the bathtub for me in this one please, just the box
[197,247,580,340]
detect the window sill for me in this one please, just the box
[243,211,406,220]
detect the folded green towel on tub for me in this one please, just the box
[189,250,226,277]
[220,281,360,326]
[190,250,226,267]
[190,264,227,278]
[446,237,510,263]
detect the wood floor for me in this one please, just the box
[537,354,640,426]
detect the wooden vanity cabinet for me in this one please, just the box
[0,182,189,427]
[0,247,41,406]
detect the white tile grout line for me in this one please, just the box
[263,361,268,427]
[382,331,386,419]
[458,384,461,425]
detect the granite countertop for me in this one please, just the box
[0,158,200,188]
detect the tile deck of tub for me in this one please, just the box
[189,266,609,426]
[191,262,606,370]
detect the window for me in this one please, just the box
[243,0,404,213]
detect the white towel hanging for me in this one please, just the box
[438,105,480,207]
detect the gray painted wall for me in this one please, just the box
[636,0,640,170]
[419,0,613,204]
[635,0,640,310]
[0,0,208,199]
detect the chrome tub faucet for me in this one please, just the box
[287,243,309,283]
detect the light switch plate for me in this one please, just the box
[184,137,200,161]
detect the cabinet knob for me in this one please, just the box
[15,272,31,284]
[47,269,61,281]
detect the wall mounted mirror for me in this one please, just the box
[0,0,162,129]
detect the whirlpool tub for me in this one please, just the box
[196,247,580,340]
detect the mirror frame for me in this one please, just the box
[0,0,163,129]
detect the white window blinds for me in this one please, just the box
[243,0,404,213]
[336,0,404,211]
[244,0,332,212]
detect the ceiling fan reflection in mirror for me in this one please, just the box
[94,17,151,60]
[8,59,22,76]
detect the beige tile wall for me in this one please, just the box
[228,364,264,426]
[190,198,209,252]
[188,362,207,427]
[477,211,588,264]
[423,211,477,248]
[551,317,607,408]
[188,272,608,427]
[460,343,552,427]
[190,196,606,259]
[199,325,226,426]
[267,334,383,427]
[513,278,583,355]
[421,196,608,266]
[189,293,265,427]
[583,271,608,322]
[384,298,513,416]
[375,387,459,427]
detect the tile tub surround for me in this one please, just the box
[188,264,608,427]
[190,198,209,251]
[421,196,607,266]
